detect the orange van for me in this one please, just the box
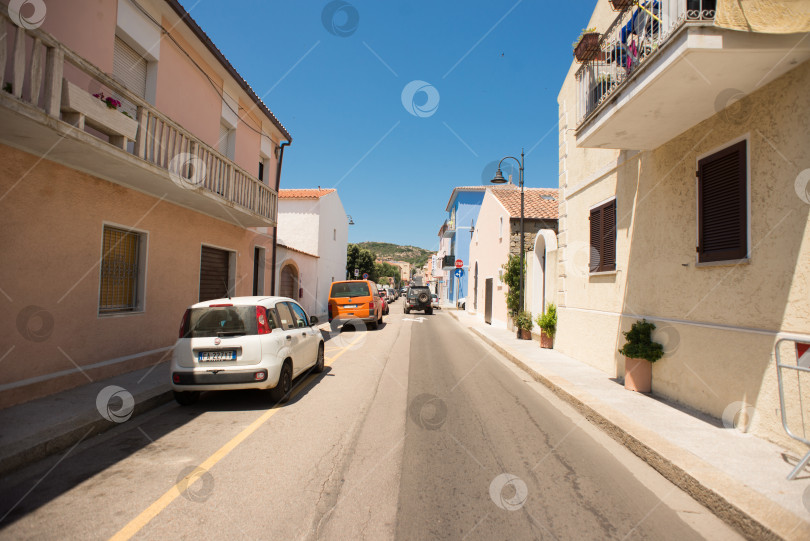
[328,280,383,329]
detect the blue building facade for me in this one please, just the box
[440,187,486,306]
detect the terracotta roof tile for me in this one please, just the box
[278,189,336,199]
[277,243,319,258]
[491,187,559,219]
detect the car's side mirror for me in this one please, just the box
[310,315,319,325]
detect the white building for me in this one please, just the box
[276,189,349,320]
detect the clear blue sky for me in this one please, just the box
[189,0,595,252]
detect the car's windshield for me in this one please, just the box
[331,282,370,298]
[409,287,429,297]
[186,306,258,337]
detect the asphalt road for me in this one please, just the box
[0,303,742,540]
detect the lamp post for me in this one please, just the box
[347,214,355,225]
[491,149,525,316]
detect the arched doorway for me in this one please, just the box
[531,230,557,316]
[279,261,298,299]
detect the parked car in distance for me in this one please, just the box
[328,280,383,329]
[399,287,407,296]
[405,285,433,315]
[431,294,440,309]
[378,289,389,315]
[171,296,324,406]
[386,287,396,303]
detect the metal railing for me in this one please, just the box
[0,11,277,223]
[774,335,810,480]
[441,255,456,268]
[575,0,716,126]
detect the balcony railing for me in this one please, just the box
[575,0,716,126]
[441,219,456,238]
[441,255,456,269]
[0,11,276,224]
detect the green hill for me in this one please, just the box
[358,241,433,268]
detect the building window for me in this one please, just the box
[589,199,616,272]
[258,161,264,182]
[333,228,336,241]
[99,226,145,313]
[698,140,748,263]
[219,123,235,160]
[499,216,504,239]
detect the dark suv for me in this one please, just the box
[405,286,433,315]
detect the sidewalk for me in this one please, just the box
[0,362,171,477]
[449,310,810,541]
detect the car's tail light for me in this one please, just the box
[256,306,271,334]
[328,303,333,322]
[178,309,190,338]
[172,373,180,383]
[369,302,375,311]
[254,371,266,381]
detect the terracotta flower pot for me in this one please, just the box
[540,331,553,349]
[517,329,532,340]
[624,357,652,393]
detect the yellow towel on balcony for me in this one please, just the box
[715,0,810,33]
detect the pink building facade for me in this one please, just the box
[0,0,291,407]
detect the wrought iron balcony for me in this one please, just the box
[577,1,716,124]
[440,219,456,238]
[0,11,277,226]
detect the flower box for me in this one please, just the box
[609,0,635,11]
[574,32,603,62]
[60,79,138,143]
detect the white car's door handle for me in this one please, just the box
[286,335,292,340]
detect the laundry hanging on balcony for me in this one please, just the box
[605,1,661,70]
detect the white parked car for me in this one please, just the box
[431,294,440,309]
[171,296,324,405]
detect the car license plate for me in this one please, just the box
[199,350,236,362]
[344,304,358,308]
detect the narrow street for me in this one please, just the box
[0,304,742,540]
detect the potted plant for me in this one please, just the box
[514,311,533,340]
[573,27,602,62]
[618,319,664,393]
[535,303,556,349]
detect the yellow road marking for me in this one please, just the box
[109,334,361,541]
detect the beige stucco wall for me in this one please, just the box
[0,145,275,408]
[556,26,810,454]
[467,190,510,327]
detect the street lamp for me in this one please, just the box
[491,149,525,316]
[347,214,355,225]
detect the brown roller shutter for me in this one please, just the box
[698,141,747,263]
[589,199,616,272]
[199,246,230,301]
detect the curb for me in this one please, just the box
[0,387,173,477]
[449,311,807,541]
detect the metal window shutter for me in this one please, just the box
[199,246,230,302]
[219,124,230,156]
[589,207,600,272]
[113,37,147,98]
[602,200,616,271]
[698,141,747,262]
[100,227,139,311]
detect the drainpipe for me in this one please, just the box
[270,140,291,295]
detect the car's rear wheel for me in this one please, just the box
[174,391,199,406]
[313,344,325,373]
[270,362,292,404]
[404,307,410,314]
[426,308,433,315]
